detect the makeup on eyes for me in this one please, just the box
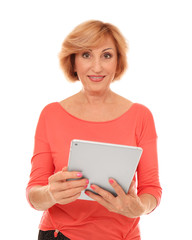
[103,52,113,59]
[82,52,91,58]
[81,50,113,59]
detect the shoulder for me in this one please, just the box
[112,93,154,119]
[132,103,156,136]
[39,102,60,117]
[134,103,157,144]
[133,103,154,118]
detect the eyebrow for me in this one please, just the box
[88,48,113,52]
[102,48,113,52]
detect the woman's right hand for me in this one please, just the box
[47,167,89,205]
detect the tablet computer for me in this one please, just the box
[68,139,142,200]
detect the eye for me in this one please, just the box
[103,52,112,59]
[82,52,91,59]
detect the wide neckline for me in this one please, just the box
[56,102,137,124]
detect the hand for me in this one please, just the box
[85,179,145,218]
[48,167,89,205]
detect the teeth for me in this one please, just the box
[89,76,103,79]
[88,76,104,82]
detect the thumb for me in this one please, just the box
[128,180,137,197]
[62,166,68,172]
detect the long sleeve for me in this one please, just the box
[26,107,54,207]
[136,107,162,206]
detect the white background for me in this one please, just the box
[1,0,192,239]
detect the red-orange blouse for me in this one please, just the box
[27,102,162,240]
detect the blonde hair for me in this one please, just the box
[59,20,128,82]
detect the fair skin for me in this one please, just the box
[29,36,157,217]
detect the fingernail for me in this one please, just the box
[90,185,95,190]
[86,179,89,184]
[84,185,88,189]
[85,191,90,196]
[77,172,83,177]
[109,179,114,184]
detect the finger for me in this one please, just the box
[62,171,83,181]
[62,178,88,190]
[49,171,83,182]
[49,179,88,202]
[127,180,137,197]
[109,178,126,198]
[50,181,87,203]
[85,190,115,213]
[56,185,86,200]
[58,192,82,205]
[62,166,68,172]
[89,185,114,202]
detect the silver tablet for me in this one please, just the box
[68,139,142,200]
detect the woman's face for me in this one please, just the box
[74,36,118,95]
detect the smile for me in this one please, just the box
[88,75,105,82]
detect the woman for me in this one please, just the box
[27,20,162,240]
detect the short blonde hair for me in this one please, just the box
[59,20,128,82]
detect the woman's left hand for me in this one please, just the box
[85,179,145,218]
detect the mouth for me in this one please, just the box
[88,75,105,82]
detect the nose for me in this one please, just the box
[92,58,103,73]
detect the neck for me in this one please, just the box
[79,88,115,105]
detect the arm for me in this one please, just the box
[28,185,55,211]
[26,106,86,211]
[139,194,157,215]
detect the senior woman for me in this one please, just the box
[27,20,162,240]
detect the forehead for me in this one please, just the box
[90,36,116,52]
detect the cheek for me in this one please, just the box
[74,57,83,72]
[106,62,117,74]
[106,57,117,72]
[75,61,90,75]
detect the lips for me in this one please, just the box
[88,75,105,82]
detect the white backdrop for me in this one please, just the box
[1,0,192,239]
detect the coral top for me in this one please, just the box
[26,102,162,240]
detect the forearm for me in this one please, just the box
[139,194,157,215]
[28,185,55,211]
